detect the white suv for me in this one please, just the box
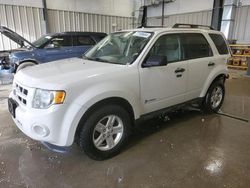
[8,24,230,160]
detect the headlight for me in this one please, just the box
[32,89,66,109]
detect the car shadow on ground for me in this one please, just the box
[124,109,208,150]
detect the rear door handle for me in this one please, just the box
[208,62,215,66]
[175,68,185,73]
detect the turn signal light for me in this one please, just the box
[53,91,66,104]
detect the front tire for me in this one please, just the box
[203,80,225,113]
[79,105,132,160]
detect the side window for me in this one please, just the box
[148,34,181,63]
[49,36,72,48]
[73,36,95,46]
[209,33,229,55]
[181,33,213,60]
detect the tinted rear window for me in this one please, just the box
[181,33,213,60]
[73,36,95,46]
[209,34,229,55]
[93,35,107,42]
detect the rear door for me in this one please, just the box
[72,35,96,57]
[181,33,215,100]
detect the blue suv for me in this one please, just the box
[0,26,106,72]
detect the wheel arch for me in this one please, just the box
[18,59,38,65]
[74,97,135,142]
[202,74,226,113]
[200,71,227,98]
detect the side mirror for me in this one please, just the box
[142,55,168,68]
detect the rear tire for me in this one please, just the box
[79,105,132,160]
[202,80,225,113]
[16,62,35,72]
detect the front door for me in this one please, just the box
[139,34,188,114]
[39,35,73,63]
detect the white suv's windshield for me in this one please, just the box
[84,31,153,65]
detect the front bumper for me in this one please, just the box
[9,91,80,147]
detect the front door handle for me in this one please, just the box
[208,62,215,66]
[175,68,185,73]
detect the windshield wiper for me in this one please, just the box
[81,55,96,61]
[92,57,111,63]
[82,55,112,63]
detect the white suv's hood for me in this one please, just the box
[15,58,126,89]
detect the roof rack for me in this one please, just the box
[137,25,164,28]
[172,23,214,30]
[137,23,214,30]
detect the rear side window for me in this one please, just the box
[181,33,213,60]
[73,36,95,46]
[209,34,229,55]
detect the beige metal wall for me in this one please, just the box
[47,9,133,34]
[147,10,212,28]
[233,5,250,43]
[0,4,133,51]
[0,4,43,50]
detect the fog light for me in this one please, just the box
[32,125,49,137]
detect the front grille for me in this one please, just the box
[13,83,29,106]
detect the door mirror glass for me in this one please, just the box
[143,55,168,67]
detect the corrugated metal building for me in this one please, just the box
[0,1,133,50]
[1,0,250,50]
